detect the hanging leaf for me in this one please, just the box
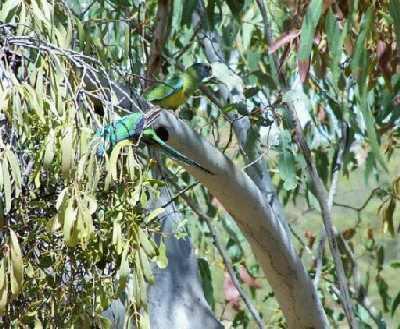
[0,257,8,315]
[139,312,150,329]
[0,0,21,22]
[112,220,124,255]
[278,131,297,190]
[117,244,130,294]
[139,248,154,284]
[297,0,323,82]
[108,140,133,181]
[63,198,77,246]
[61,126,74,177]
[2,159,12,214]
[43,129,56,167]
[182,0,198,27]
[325,9,347,84]
[145,207,165,224]
[155,240,168,269]
[135,251,147,306]
[198,258,215,310]
[5,149,21,190]
[379,198,396,237]
[138,227,156,257]
[225,0,245,21]
[390,0,400,49]
[392,290,400,316]
[9,228,24,296]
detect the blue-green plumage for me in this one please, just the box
[96,113,144,156]
[96,112,212,174]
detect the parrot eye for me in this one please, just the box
[155,126,169,141]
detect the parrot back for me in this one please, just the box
[96,113,145,156]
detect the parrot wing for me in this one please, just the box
[143,75,183,102]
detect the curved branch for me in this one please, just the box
[153,111,328,329]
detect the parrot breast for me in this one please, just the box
[157,88,187,109]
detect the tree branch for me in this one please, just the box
[152,111,328,328]
[145,0,172,85]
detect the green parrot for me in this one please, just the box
[143,63,212,110]
[96,111,213,174]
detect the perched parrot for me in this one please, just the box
[96,111,213,174]
[143,63,212,110]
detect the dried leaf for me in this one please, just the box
[5,149,22,195]
[380,198,396,236]
[269,29,300,54]
[9,228,24,296]
[2,159,11,214]
[43,129,56,167]
[0,257,8,315]
[61,127,74,177]
[63,198,77,246]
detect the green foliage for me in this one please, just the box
[0,1,166,327]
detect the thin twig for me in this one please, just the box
[160,182,199,208]
[314,231,325,288]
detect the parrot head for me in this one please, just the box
[188,63,212,82]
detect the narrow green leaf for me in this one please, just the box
[351,7,373,88]
[156,240,168,269]
[0,0,21,22]
[392,290,400,316]
[138,227,156,257]
[146,208,165,224]
[139,248,154,284]
[198,258,215,310]
[298,0,323,80]
[2,159,11,214]
[225,0,245,21]
[325,9,347,84]
[135,252,147,306]
[359,91,387,171]
[118,244,130,293]
[182,0,198,27]
[5,149,22,194]
[278,131,297,190]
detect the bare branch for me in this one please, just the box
[145,0,172,85]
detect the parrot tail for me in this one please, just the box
[158,141,214,175]
[144,130,213,174]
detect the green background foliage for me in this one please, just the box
[0,0,400,327]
